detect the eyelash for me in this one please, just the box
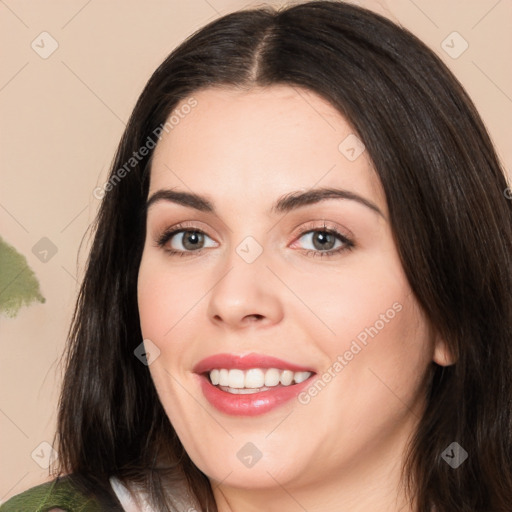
[154,221,355,259]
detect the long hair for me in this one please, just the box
[54,1,512,510]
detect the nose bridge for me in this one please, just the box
[222,217,270,278]
[206,232,283,327]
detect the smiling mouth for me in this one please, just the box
[206,367,314,394]
[194,353,317,415]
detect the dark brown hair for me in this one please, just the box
[54,1,512,510]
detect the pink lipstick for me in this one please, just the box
[193,353,316,416]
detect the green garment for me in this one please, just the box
[0,478,104,512]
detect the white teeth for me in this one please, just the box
[280,370,294,386]
[294,371,311,384]
[210,369,220,385]
[264,368,281,387]
[228,369,245,389]
[222,387,270,395]
[219,369,229,387]
[208,368,312,389]
[245,368,265,388]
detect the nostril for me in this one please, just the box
[246,314,264,321]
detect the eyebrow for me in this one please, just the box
[145,187,384,218]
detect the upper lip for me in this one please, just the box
[193,352,316,374]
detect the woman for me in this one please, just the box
[2,1,511,510]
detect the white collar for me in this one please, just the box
[109,476,156,512]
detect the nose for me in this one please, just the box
[206,244,284,330]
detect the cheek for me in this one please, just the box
[294,252,433,401]
[321,288,434,427]
[286,252,409,348]
[137,254,202,341]
[137,272,168,342]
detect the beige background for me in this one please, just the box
[1,0,511,502]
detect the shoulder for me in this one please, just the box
[0,477,104,512]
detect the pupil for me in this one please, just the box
[184,231,202,250]
[314,231,334,250]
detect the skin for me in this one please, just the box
[137,85,452,512]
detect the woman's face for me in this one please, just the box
[137,85,447,498]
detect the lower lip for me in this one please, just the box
[198,374,314,416]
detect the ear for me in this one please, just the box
[433,335,457,366]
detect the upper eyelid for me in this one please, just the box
[292,220,354,239]
[155,220,350,236]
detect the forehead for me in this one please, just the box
[149,85,386,213]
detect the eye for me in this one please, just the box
[156,223,217,256]
[292,224,354,258]
[155,222,354,259]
